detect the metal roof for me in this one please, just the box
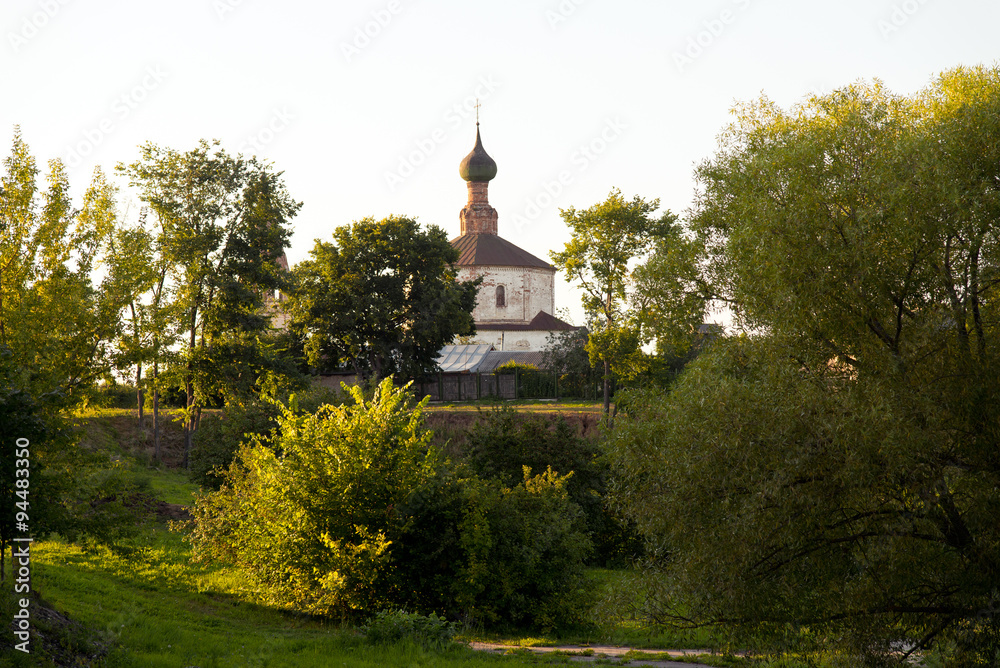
[475,351,549,372]
[435,344,495,373]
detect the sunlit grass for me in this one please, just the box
[33,527,566,667]
[146,467,200,505]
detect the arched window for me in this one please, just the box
[495,285,506,308]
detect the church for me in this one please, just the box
[449,121,575,351]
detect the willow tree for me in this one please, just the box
[610,67,1000,665]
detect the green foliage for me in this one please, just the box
[464,405,639,568]
[188,378,431,617]
[494,361,538,373]
[612,65,1000,666]
[190,386,348,489]
[544,327,602,399]
[362,609,458,650]
[550,188,685,412]
[0,129,136,402]
[457,467,594,630]
[188,378,594,629]
[287,215,479,380]
[120,139,303,462]
[189,400,280,489]
[0,345,149,568]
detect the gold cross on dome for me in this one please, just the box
[474,98,481,125]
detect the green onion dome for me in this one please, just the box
[459,126,498,182]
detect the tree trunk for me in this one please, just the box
[184,382,194,470]
[184,306,197,470]
[136,362,144,429]
[603,358,611,416]
[153,360,160,464]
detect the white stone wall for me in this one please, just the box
[458,264,555,325]
[461,329,556,352]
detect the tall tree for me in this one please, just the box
[287,215,479,380]
[0,130,150,570]
[121,140,302,466]
[550,189,676,414]
[106,206,180,460]
[0,130,131,399]
[610,67,1000,665]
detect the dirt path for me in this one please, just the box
[469,642,717,667]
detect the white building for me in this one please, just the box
[450,123,575,351]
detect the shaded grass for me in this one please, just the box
[459,568,717,652]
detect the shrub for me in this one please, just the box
[362,609,457,650]
[187,378,595,629]
[457,467,594,630]
[189,378,444,617]
[493,361,538,373]
[464,405,641,567]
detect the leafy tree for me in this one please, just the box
[0,130,157,569]
[106,207,178,461]
[610,67,1000,665]
[550,189,677,414]
[0,129,141,402]
[287,215,479,380]
[631,224,711,357]
[543,326,600,399]
[121,140,302,465]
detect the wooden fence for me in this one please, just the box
[412,370,600,402]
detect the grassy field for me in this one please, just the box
[12,466,722,667]
[24,528,569,667]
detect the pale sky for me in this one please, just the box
[2,0,998,326]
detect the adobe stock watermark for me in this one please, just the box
[63,66,168,170]
[237,107,295,155]
[8,0,72,53]
[671,0,752,74]
[213,0,249,20]
[12,437,32,654]
[510,117,628,233]
[212,0,252,21]
[341,0,405,63]
[877,0,931,39]
[383,75,501,192]
[545,0,586,30]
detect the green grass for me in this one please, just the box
[27,524,601,667]
[145,467,200,505]
[12,466,635,666]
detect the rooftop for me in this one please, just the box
[450,233,554,269]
